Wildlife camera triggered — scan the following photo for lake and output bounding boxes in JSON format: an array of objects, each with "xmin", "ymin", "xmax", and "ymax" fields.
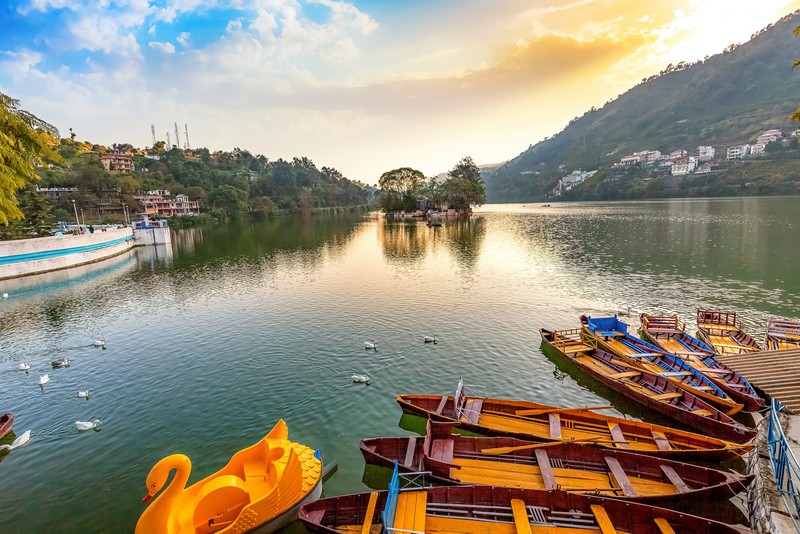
[{"xmin": 1, "ymin": 197, "xmax": 798, "ymax": 532}]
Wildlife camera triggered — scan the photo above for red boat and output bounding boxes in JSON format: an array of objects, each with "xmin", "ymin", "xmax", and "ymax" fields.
[
  {"xmin": 360, "ymin": 420, "xmax": 752, "ymax": 507},
  {"xmin": 300, "ymin": 466, "xmax": 755, "ymax": 533},
  {"xmin": 0, "ymin": 413, "xmax": 13, "ymax": 440}
]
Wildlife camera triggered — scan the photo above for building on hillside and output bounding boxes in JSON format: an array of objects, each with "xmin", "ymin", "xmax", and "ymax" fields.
[
  {"xmin": 668, "ymin": 149, "xmax": 687, "ymax": 159},
  {"xmin": 695, "ymin": 162, "xmax": 715, "ymax": 174},
  {"xmin": 36, "ymin": 186, "xmax": 78, "ymax": 200},
  {"xmin": 619, "ymin": 150, "xmax": 661, "ymax": 166},
  {"xmin": 670, "ymin": 156, "xmax": 698, "ymax": 176},
  {"xmin": 726, "ymin": 145, "xmax": 750, "ymax": 160},
  {"xmin": 697, "ymin": 146, "xmax": 716, "ymax": 161},
  {"xmin": 99, "ymin": 151, "xmax": 135, "ymax": 173},
  {"xmin": 553, "ymin": 170, "xmax": 597, "ymax": 196},
  {"xmin": 757, "ymin": 129, "xmax": 782, "ymax": 145},
  {"xmin": 133, "ymin": 192, "xmax": 200, "ymax": 216},
  {"xmin": 750, "ymin": 143, "xmax": 766, "ymax": 157}
]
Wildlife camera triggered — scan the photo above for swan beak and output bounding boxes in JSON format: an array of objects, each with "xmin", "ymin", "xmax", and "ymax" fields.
[{"xmin": 142, "ymin": 494, "xmax": 153, "ymax": 503}]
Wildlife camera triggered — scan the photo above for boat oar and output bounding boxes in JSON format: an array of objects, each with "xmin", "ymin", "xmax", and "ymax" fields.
[
  {"xmin": 514, "ymin": 405, "xmax": 614, "ymax": 417},
  {"xmin": 480, "ymin": 437, "xmax": 623, "ymax": 455}
]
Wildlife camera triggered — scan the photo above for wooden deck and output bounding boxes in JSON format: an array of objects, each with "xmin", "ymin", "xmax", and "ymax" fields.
[{"xmin": 716, "ymin": 348, "xmax": 800, "ymax": 412}]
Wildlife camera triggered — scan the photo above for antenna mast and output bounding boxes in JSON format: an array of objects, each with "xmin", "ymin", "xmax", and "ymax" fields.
[
  {"xmin": 174, "ymin": 122, "xmax": 181, "ymax": 149},
  {"xmin": 184, "ymin": 124, "xmax": 190, "ymax": 150},
  {"xmin": 166, "ymin": 131, "xmax": 171, "ymax": 150},
  {"xmin": 150, "ymin": 124, "xmax": 157, "ymax": 146}
]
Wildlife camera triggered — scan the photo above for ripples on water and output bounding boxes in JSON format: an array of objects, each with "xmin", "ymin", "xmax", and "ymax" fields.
[{"xmin": 1, "ymin": 198, "xmax": 798, "ymax": 531}]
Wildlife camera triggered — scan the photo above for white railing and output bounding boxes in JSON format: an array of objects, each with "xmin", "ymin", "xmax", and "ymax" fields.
[{"xmin": 767, "ymin": 398, "xmax": 800, "ymax": 532}]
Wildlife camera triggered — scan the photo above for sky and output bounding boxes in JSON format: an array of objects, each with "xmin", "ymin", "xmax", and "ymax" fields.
[{"xmin": 2, "ymin": 1, "xmax": 800, "ymax": 185}]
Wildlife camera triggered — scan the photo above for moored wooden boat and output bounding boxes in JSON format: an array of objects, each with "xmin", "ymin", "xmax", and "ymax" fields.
[
  {"xmin": 300, "ymin": 462, "xmax": 755, "ymax": 534},
  {"xmin": 641, "ymin": 314, "xmax": 764, "ymax": 412},
  {"xmin": 0, "ymin": 413, "xmax": 14, "ymax": 440},
  {"xmin": 696, "ymin": 309, "xmax": 762, "ymax": 355},
  {"xmin": 581, "ymin": 315, "xmax": 744, "ymax": 415},
  {"xmin": 135, "ymin": 419, "xmax": 323, "ymax": 534},
  {"xmin": 764, "ymin": 318, "xmax": 800, "ymax": 351},
  {"xmin": 360, "ymin": 420, "xmax": 752, "ymax": 507},
  {"xmin": 397, "ymin": 379, "xmax": 753, "ymax": 461},
  {"xmin": 542, "ymin": 328, "xmax": 754, "ymax": 443}
]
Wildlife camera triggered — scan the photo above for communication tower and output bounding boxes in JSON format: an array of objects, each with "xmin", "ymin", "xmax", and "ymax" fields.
[
  {"xmin": 150, "ymin": 124, "xmax": 156, "ymax": 146},
  {"xmin": 166, "ymin": 132, "xmax": 171, "ymax": 150},
  {"xmin": 174, "ymin": 122, "xmax": 181, "ymax": 149},
  {"xmin": 184, "ymin": 124, "xmax": 190, "ymax": 150}
]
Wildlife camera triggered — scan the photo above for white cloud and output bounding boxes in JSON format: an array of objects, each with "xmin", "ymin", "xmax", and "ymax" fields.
[
  {"xmin": 176, "ymin": 32, "xmax": 191, "ymax": 48},
  {"xmin": 148, "ymin": 41, "xmax": 176, "ymax": 54}
]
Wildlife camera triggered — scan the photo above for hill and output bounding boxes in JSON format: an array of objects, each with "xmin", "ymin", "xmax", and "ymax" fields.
[{"xmin": 486, "ymin": 10, "xmax": 800, "ymax": 202}]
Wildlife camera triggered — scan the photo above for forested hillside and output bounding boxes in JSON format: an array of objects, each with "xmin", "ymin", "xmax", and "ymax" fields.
[{"xmin": 486, "ymin": 10, "xmax": 800, "ymax": 202}]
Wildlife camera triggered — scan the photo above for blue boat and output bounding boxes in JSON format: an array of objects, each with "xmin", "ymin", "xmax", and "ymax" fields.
[{"xmin": 580, "ymin": 315, "xmax": 744, "ymax": 415}]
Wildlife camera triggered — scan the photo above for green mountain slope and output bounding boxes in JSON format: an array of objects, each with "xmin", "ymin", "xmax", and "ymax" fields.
[{"xmin": 486, "ymin": 10, "xmax": 800, "ymax": 202}]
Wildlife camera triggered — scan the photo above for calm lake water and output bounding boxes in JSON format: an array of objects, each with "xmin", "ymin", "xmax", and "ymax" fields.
[{"xmin": 1, "ymin": 197, "xmax": 799, "ymax": 532}]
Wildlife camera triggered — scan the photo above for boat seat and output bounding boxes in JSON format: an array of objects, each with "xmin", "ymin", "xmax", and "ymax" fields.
[
  {"xmin": 659, "ymin": 465, "xmax": 691, "ymax": 493},
  {"xmin": 549, "ymin": 413, "xmax": 561, "ymax": 439},
  {"xmin": 606, "ymin": 422, "xmax": 628, "ymax": 449},
  {"xmin": 590, "ymin": 504, "xmax": 618, "ymax": 534},
  {"xmin": 393, "ymin": 490, "xmax": 427, "ymax": 532},
  {"xmin": 510, "ymin": 499, "xmax": 533, "ymax": 534},
  {"xmin": 361, "ymin": 491, "xmax": 379, "ymax": 534},
  {"xmin": 604, "ymin": 457, "xmax": 637, "ymax": 497},
  {"xmin": 430, "ymin": 439, "xmax": 454, "ymax": 465},
  {"xmin": 434, "ymin": 396, "xmax": 448, "ymax": 415},
  {"xmin": 461, "ymin": 399, "xmax": 483, "ymax": 424},
  {"xmin": 562, "ymin": 344, "xmax": 593, "ymax": 354},
  {"xmin": 193, "ymin": 475, "xmax": 250, "ymax": 533},
  {"xmin": 609, "ymin": 370, "xmax": 641, "ymax": 379},
  {"xmin": 651, "ymin": 392, "xmax": 683, "ymax": 401},
  {"xmin": 404, "ymin": 436, "xmax": 417, "ymax": 467},
  {"xmin": 691, "ymin": 409, "xmax": 712, "ymax": 416},
  {"xmin": 651, "ymin": 430, "xmax": 672, "ymax": 451},
  {"xmin": 653, "ymin": 517, "xmax": 677, "ymax": 534},
  {"xmin": 534, "ymin": 449, "xmax": 557, "ymax": 490}
]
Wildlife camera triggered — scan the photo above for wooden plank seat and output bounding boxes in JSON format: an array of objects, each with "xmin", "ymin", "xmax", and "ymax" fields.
[
  {"xmin": 609, "ymin": 370, "xmax": 642, "ymax": 379},
  {"xmin": 651, "ymin": 430, "xmax": 672, "ymax": 451},
  {"xmin": 430, "ymin": 439, "xmax": 454, "ymax": 465},
  {"xmin": 562, "ymin": 344, "xmax": 593, "ymax": 354},
  {"xmin": 660, "ymin": 465, "xmax": 691, "ymax": 493},
  {"xmin": 361, "ymin": 492, "xmax": 379, "ymax": 534},
  {"xmin": 691, "ymin": 409, "xmax": 712, "ymax": 416},
  {"xmin": 534, "ymin": 449, "xmax": 558, "ymax": 490},
  {"xmin": 590, "ymin": 504, "xmax": 618, "ymax": 534},
  {"xmin": 404, "ymin": 436, "xmax": 417, "ymax": 467},
  {"xmin": 604, "ymin": 457, "xmax": 637, "ymax": 497},
  {"xmin": 393, "ymin": 490, "xmax": 427, "ymax": 533},
  {"xmin": 434, "ymin": 396, "xmax": 448, "ymax": 415},
  {"xmin": 653, "ymin": 517, "xmax": 677, "ymax": 534},
  {"xmin": 510, "ymin": 499, "xmax": 533, "ymax": 534},
  {"xmin": 461, "ymin": 398, "xmax": 483, "ymax": 424},
  {"xmin": 548, "ymin": 413, "xmax": 561, "ymax": 439},
  {"xmin": 651, "ymin": 392, "xmax": 684, "ymax": 401},
  {"xmin": 606, "ymin": 422, "xmax": 628, "ymax": 449}
]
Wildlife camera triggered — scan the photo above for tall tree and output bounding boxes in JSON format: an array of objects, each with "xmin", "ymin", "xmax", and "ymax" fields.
[
  {"xmin": 378, "ymin": 167, "xmax": 425, "ymax": 212},
  {"xmin": 0, "ymin": 92, "xmax": 60, "ymax": 225},
  {"xmin": 442, "ymin": 156, "xmax": 486, "ymax": 210}
]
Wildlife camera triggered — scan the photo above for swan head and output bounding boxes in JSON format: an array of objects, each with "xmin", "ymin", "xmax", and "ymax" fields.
[{"xmin": 142, "ymin": 454, "xmax": 191, "ymax": 503}]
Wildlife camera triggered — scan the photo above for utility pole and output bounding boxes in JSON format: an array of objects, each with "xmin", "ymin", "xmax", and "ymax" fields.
[
  {"xmin": 184, "ymin": 124, "xmax": 190, "ymax": 150},
  {"xmin": 174, "ymin": 122, "xmax": 180, "ymax": 149},
  {"xmin": 151, "ymin": 124, "xmax": 157, "ymax": 146}
]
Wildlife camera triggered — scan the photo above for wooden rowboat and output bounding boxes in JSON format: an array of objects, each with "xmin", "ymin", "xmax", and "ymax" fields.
[
  {"xmin": 299, "ymin": 462, "xmax": 755, "ymax": 533},
  {"xmin": 580, "ymin": 315, "xmax": 744, "ymax": 415},
  {"xmin": 135, "ymin": 419, "xmax": 323, "ymax": 534},
  {"xmin": 542, "ymin": 329, "xmax": 754, "ymax": 443},
  {"xmin": 640, "ymin": 314, "xmax": 763, "ymax": 412},
  {"xmin": 360, "ymin": 420, "xmax": 752, "ymax": 507},
  {"xmin": 0, "ymin": 413, "xmax": 13, "ymax": 441},
  {"xmin": 696, "ymin": 309, "xmax": 761, "ymax": 355},
  {"xmin": 764, "ymin": 318, "xmax": 800, "ymax": 351},
  {"xmin": 397, "ymin": 379, "xmax": 753, "ymax": 461}
]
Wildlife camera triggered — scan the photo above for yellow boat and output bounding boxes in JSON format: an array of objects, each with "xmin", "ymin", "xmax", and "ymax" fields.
[{"xmin": 136, "ymin": 419, "xmax": 322, "ymax": 534}]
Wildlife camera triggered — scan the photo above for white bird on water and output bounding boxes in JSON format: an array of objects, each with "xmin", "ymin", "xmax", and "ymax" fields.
[
  {"xmin": 2, "ymin": 293, "xmax": 8, "ymax": 299},
  {"xmin": 351, "ymin": 372, "xmax": 371, "ymax": 383},
  {"xmin": 75, "ymin": 419, "xmax": 101, "ymax": 431},
  {"xmin": 77, "ymin": 390, "xmax": 90, "ymax": 399},
  {"xmin": 38, "ymin": 374, "xmax": 49, "ymax": 386},
  {"xmin": 423, "ymin": 334, "xmax": 437, "ymax": 344},
  {"xmin": 364, "ymin": 339, "xmax": 377, "ymax": 351},
  {"xmin": 94, "ymin": 337, "xmax": 106, "ymax": 347},
  {"xmin": 19, "ymin": 362, "xmax": 30, "ymax": 371},
  {"xmin": 0, "ymin": 430, "xmax": 31, "ymax": 452}
]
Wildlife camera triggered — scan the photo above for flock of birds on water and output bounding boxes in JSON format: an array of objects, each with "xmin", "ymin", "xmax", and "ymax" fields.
[
  {"xmin": 351, "ymin": 334, "xmax": 437, "ymax": 384},
  {"xmin": 4, "ymin": 335, "xmax": 109, "ymax": 456}
]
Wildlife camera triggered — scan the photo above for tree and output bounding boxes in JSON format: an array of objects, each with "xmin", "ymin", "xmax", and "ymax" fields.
[
  {"xmin": 441, "ymin": 156, "xmax": 486, "ymax": 211},
  {"xmin": 792, "ymin": 26, "xmax": 800, "ymax": 122},
  {"xmin": 377, "ymin": 167, "xmax": 425, "ymax": 212},
  {"xmin": 209, "ymin": 184, "xmax": 248, "ymax": 217},
  {"xmin": 0, "ymin": 92, "xmax": 60, "ymax": 225}
]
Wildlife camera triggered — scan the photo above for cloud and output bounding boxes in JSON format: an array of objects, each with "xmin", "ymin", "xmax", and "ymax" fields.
[
  {"xmin": 176, "ymin": 32, "xmax": 191, "ymax": 48},
  {"xmin": 149, "ymin": 41, "xmax": 177, "ymax": 54}
]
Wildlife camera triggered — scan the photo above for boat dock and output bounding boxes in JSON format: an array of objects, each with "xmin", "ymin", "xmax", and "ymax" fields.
[{"xmin": 716, "ymin": 349, "xmax": 800, "ymax": 412}]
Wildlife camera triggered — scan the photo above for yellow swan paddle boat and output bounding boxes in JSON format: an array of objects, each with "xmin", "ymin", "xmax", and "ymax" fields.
[{"xmin": 136, "ymin": 419, "xmax": 322, "ymax": 534}]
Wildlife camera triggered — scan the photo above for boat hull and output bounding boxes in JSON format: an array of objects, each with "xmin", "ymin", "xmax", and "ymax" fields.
[{"xmin": 0, "ymin": 413, "xmax": 13, "ymax": 440}]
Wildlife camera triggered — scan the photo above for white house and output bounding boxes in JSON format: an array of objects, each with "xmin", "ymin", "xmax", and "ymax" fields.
[
  {"xmin": 697, "ymin": 146, "xmax": 715, "ymax": 161},
  {"xmin": 727, "ymin": 145, "xmax": 750, "ymax": 160},
  {"xmin": 757, "ymin": 129, "xmax": 782, "ymax": 145}
]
